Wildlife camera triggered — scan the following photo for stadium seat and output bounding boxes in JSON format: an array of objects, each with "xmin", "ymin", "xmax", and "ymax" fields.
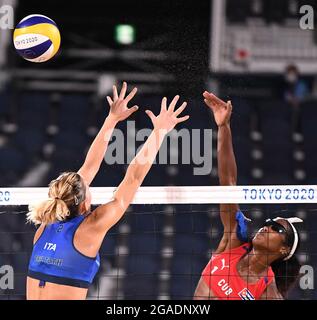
[
  {"xmin": 262, "ymin": 119, "xmax": 292, "ymax": 149},
  {"xmin": 90, "ymin": 164, "xmax": 124, "ymax": 187},
  {"xmin": 53, "ymin": 128, "xmax": 89, "ymax": 150},
  {"xmin": 49, "ymin": 148, "xmax": 85, "ymax": 173},
  {"xmin": 11, "ymin": 253, "xmax": 29, "ymax": 274},
  {"xmin": 170, "ymin": 255, "xmax": 207, "ymax": 299},
  {"xmin": 233, "ymin": 136, "xmax": 252, "ymax": 177},
  {"xmin": 258, "ymin": 100, "xmax": 291, "ymax": 121},
  {"xmin": 0, "ymin": 90, "xmax": 10, "ymax": 118},
  {"xmin": 173, "ymin": 234, "xmax": 210, "ymax": 255},
  {"xmin": 17, "ymin": 93, "xmax": 51, "ymax": 129},
  {"xmin": 174, "ymin": 211, "xmax": 211, "ymax": 233},
  {"xmin": 0, "ymin": 146, "xmax": 28, "ymax": 174},
  {"xmin": 171, "ymin": 254, "xmax": 206, "ymax": 277},
  {"xmin": 226, "ymin": 0, "xmax": 250, "ymax": 23},
  {"xmin": 0, "ymin": 234, "xmax": 14, "ymax": 252},
  {"xmin": 126, "ymin": 255, "xmax": 160, "ymax": 275},
  {"xmin": 128, "ymin": 234, "xmax": 162, "ymax": 254},
  {"xmin": 11, "ymin": 128, "xmax": 46, "ymax": 157},
  {"xmin": 301, "ymin": 101, "xmax": 317, "ymax": 150},
  {"xmin": 123, "ymin": 275, "xmax": 158, "ymax": 299},
  {"xmin": 169, "ymin": 274, "xmax": 198, "ymax": 300},
  {"xmin": 57, "ymin": 94, "xmax": 92, "ymax": 130},
  {"xmin": 100, "ymin": 233, "xmax": 118, "ymax": 262},
  {"xmin": 128, "ymin": 212, "xmax": 166, "ymax": 233}
]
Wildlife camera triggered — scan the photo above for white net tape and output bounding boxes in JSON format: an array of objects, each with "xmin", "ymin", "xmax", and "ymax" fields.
[{"xmin": 0, "ymin": 185, "xmax": 317, "ymax": 205}]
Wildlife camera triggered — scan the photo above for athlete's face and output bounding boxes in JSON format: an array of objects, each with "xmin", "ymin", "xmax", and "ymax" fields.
[{"xmin": 252, "ymin": 219, "xmax": 291, "ymax": 258}]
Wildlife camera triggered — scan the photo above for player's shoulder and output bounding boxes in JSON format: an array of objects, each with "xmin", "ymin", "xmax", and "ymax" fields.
[
  {"xmin": 33, "ymin": 224, "xmax": 46, "ymax": 244},
  {"xmin": 260, "ymin": 278, "xmax": 284, "ymax": 300}
]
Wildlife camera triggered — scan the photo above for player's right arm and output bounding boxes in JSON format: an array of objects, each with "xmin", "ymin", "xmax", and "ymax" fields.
[
  {"xmin": 91, "ymin": 95, "xmax": 189, "ymax": 234},
  {"xmin": 78, "ymin": 82, "xmax": 138, "ymax": 186},
  {"xmin": 203, "ymin": 92, "xmax": 248, "ymax": 253}
]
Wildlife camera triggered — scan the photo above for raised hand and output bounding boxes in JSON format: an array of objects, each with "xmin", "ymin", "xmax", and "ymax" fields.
[
  {"xmin": 107, "ymin": 82, "xmax": 139, "ymax": 122},
  {"xmin": 203, "ymin": 91, "xmax": 232, "ymax": 127},
  {"xmin": 145, "ymin": 95, "xmax": 189, "ymax": 133}
]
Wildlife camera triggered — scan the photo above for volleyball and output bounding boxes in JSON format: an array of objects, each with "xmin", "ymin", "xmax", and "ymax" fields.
[{"xmin": 13, "ymin": 14, "xmax": 61, "ymax": 63}]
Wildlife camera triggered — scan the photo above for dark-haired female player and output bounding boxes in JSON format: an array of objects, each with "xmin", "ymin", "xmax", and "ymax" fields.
[{"xmin": 194, "ymin": 91, "xmax": 302, "ymax": 300}]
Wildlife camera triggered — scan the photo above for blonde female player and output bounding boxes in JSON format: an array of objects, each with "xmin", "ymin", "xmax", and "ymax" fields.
[
  {"xmin": 194, "ymin": 91, "xmax": 302, "ymax": 300},
  {"xmin": 26, "ymin": 83, "xmax": 189, "ymax": 300}
]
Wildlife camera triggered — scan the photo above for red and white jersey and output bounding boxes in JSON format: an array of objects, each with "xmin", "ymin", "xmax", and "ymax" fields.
[{"xmin": 201, "ymin": 244, "xmax": 275, "ymax": 300}]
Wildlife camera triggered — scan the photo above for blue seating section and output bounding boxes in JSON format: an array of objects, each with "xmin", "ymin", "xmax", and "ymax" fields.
[
  {"xmin": 1, "ymin": 92, "xmax": 312, "ymax": 186},
  {"xmin": 301, "ymin": 101, "xmax": 317, "ymax": 181},
  {"xmin": 17, "ymin": 93, "xmax": 51, "ymax": 129},
  {"xmin": 0, "ymin": 90, "xmax": 11, "ymax": 119},
  {"xmin": 58, "ymin": 94, "xmax": 92, "ymax": 130}
]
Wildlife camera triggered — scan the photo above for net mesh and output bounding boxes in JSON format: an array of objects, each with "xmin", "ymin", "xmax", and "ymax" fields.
[{"xmin": 0, "ymin": 186, "xmax": 315, "ymax": 300}]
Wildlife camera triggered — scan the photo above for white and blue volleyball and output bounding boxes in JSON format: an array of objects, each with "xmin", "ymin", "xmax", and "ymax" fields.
[{"xmin": 13, "ymin": 14, "xmax": 61, "ymax": 63}]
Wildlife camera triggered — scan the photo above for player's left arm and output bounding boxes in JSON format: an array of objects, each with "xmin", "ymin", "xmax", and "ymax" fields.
[
  {"xmin": 260, "ymin": 280, "xmax": 284, "ymax": 300},
  {"xmin": 204, "ymin": 92, "xmax": 250, "ymax": 253},
  {"xmin": 78, "ymin": 82, "xmax": 138, "ymax": 185}
]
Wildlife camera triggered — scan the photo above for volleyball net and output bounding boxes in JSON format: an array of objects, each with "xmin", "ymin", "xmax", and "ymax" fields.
[{"xmin": 0, "ymin": 185, "xmax": 315, "ymax": 300}]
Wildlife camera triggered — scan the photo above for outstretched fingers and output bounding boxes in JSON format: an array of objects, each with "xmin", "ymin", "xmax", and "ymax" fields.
[
  {"xmin": 168, "ymin": 95, "xmax": 180, "ymax": 113},
  {"xmin": 145, "ymin": 110, "xmax": 156, "ymax": 124},
  {"xmin": 124, "ymin": 105, "xmax": 139, "ymax": 118},
  {"xmin": 176, "ymin": 115, "xmax": 190, "ymax": 123},
  {"xmin": 107, "ymin": 96, "xmax": 114, "ymax": 106},
  {"xmin": 174, "ymin": 102, "xmax": 187, "ymax": 117},
  {"xmin": 161, "ymin": 97, "xmax": 167, "ymax": 112},
  {"xmin": 119, "ymin": 82, "xmax": 127, "ymax": 100},
  {"xmin": 203, "ymin": 91, "xmax": 226, "ymax": 106},
  {"xmin": 174, "ymin": 101, "xmax": 189, "ymax": 123},
  {"xmin": 113, "ymin": 85, "xmax": 119, "ymax": 100},
  {"xmin": 204, "ymin": 98, "xmax": 214, "ymax": 109},
  {"xmin": 227, "ymin": 100, "xmax": 233, "ymax": 112},
  {"xmin": 124, "ymin": 87, "xmax": 138, "ymax": 103}
]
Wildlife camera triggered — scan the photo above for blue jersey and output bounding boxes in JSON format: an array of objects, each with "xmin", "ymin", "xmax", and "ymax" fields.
[{"xmin": 28, "ymin": 214, "xmax": 100, "ymax": 288}]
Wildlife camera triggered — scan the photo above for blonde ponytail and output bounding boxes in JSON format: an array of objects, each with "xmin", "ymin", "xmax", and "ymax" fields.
[
  {"xmin": 27, "ymin": 198, "xmax": 71, "ymax": 225},
  {"xmin": 27, "ymin": 172, "xmax": 86, "ymax": 225}
]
